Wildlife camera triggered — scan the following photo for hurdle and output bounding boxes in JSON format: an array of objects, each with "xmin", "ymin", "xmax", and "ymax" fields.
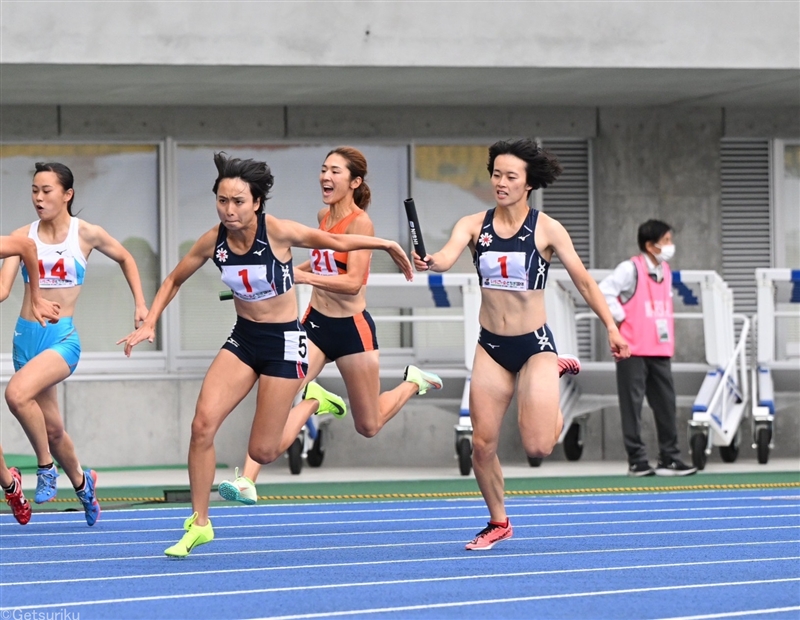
[
  {"xmin": 680, "ymin": 271, "xmax": 750, "ymax": 469},
  {"xmin": 752, "ymin": 268, "xmax": 800, "ymax": 464},
  {"xmin": 296, "ymin": 273, "xmax": 481, "ymax": 474},
  {"xmin": 546, "ymin": 269, "xmax": 750, "ymax": 470}
]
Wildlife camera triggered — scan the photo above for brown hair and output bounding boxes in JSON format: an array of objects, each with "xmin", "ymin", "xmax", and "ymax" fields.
[{"xmin": 326, "ymin": 146, "xmax": 371, "ymax": 210}]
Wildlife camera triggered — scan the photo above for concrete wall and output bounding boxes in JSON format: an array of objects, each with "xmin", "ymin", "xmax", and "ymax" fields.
[
  {"xmin": 3, "ymin": 2, "xmax": 797, "ymax": 69},
  {"xmin": 2, "ymin": 375, "xmax": 797, "ymax": 471},
  {"xmin": 1, "ymin": 103, "xmax": 798, "ymax": 468}
]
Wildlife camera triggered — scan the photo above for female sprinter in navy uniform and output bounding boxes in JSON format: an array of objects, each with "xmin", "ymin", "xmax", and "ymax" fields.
[
  {"xmin": 219, "ymin": 147, "xmax": 442, "ymax": 505},
  {"xmin": 413, "ymin": 139, "xmax": 629, "ymax": 550},
  {"xmin": 1, "ymin": 162, "xmax": 150, "ymax": 527},
  {"xmin": 118, "ymin": 153, "xmax": 413, "ymax": 557}
]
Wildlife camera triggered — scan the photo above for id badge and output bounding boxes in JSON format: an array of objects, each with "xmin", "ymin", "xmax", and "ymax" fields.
[{"xmin": 656, "ymin": 319, "xmax": 671, "ymax": 343}]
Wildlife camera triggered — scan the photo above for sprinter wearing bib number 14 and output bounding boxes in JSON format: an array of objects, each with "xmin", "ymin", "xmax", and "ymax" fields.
[
  {"xmin": 0, "ymin": 162, "xmax": 150, "ymax": 527},
  {"xmin": 413, "ymin": 139, "xmax": 629, "ymax": 551},
  {"xmin": 117, "ymin": 152, "xmax": 414, "ymax": 557}
]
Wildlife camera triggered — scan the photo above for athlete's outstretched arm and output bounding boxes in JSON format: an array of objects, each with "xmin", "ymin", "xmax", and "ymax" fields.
[
  {"xmin": 269, "ymin": 216, "xmax": 412, "ymax": 281},
  {"xmin": 541, "ymin": 214, "xmax": 629, "ymax": 360},
  {"xmin": 116, "ymin": 228, "xmax": 216, "ymax": 356},
  {"xmin": 82, "ymin": 222, "xmax": 149, "ymax": 327},
  {"xmin": 0, "ymin": 234, "xmax": 61, "ymax": 324},
  {"xmin": 412, "ymin": 213, "xmax": 481, "ymax": 273},
  {"xmin": 294, "ymin": 214, "xmax": 374, "ymax": 295}
]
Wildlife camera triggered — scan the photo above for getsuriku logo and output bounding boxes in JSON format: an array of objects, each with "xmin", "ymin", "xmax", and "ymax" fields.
[
  {"xmin": 215, "ymin": 248, "xmax": 228, "ymax": 263},
  {"xmin": 478, "ymin": 232, "xmax": 493, "ymax": 247}
]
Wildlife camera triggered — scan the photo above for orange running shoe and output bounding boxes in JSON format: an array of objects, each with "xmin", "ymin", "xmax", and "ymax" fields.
[{"xmin": 465, "ymin": 519, "xmax": 513, "ymax": 550}]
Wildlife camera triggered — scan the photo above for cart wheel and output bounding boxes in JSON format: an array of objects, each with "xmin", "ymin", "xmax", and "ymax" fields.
[
  {"xmin": 563, "ymin": 423, "xmax": 583, "ymax": 461},
  {"xmin": 690, "ymin": 433, "xmax": 708, "ymax": 470},
  {"xmin": 756, "ymin": 426, "xmax": 771, "ymax": 464},
  {"xmin": 288, "ymin": 437, "xmax": 303, "ymax": 475},
  {"xmin": 527, "ymin": 457, "xmax": 543, "ymax": 467},
  {"xmin": 457, "ymin": 437, "xmax": 472, "ymax": 476},
  {"xmin": 719, "ymin": 428, "xmax": 740, "ymax": 463},
  {"xmin": 307, "ymin": 427, "xmax": 325, "ymax": 468}
]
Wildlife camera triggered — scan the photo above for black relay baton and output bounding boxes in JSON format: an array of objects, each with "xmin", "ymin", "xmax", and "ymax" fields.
[{"xmin": 403, "ymin": 198, "xmax": 428, "ymax": 261}]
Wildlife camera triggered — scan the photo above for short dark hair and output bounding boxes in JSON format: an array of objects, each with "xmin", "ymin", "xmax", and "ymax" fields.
[
  {"xmin": 487, "ymin": 139, "xmax": 563, "ymax": 196},
  {"xmin": 637, "ymin": 219, "xmax": 672, "ymax": 251},
  {"xmin": 212, "ymin": 152, "xmax": 274, "ymax": 214},
  {"xmin": 34, "ymin": 162, "xmax": 75, "ymax": 215}
]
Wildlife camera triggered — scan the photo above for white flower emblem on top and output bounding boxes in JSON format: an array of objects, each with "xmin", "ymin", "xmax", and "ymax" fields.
[
  {"xmin": 478, "ymin": 232, "xmax": 493, "ymax": 247},
  {"xmin": 216, "ymin": 247, "xmax": 229, "ymax": 263}
]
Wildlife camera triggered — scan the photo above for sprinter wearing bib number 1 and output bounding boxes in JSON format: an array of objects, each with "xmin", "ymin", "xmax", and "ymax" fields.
[
  {"xmin": 0, "ymin": 162, "xmax": 150, "ymax": 527},
  {"xmin": 219, "ymin": 147, "xmax": 443, "ymax": 506},
  {"xmin": 117, "ymin": 153, "xmax": 413, "ymax": 557},
  {"xmin": 413, "ymin": 139, "xmax": 629, "ymax": 551}
]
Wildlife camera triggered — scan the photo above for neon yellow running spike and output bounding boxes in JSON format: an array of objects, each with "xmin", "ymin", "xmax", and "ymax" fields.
[
  {"xmin": 164, "ymin": 512, "xmax": 214, "ymax": 558},
  {"xmin": 303, "ymin": 381, "xmax": 347, "ymax": 419},
  {"xmin": 403, "ymin": 365, "xmax": 443, "ymax": 395}
]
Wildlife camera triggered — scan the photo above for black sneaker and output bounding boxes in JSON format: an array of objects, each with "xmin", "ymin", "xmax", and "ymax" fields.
[
  {"xmin": 655, "ymin": 459, "xmax": 698, "ymax": 477},
  {"xmin": 628, "ymin": 461, "xmax": 655, "ymax": 477}
]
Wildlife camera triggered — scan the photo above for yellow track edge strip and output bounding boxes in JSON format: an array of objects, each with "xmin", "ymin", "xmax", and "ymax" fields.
[{"xmin": 35, "ymin": 481, "xmax": 800, "ymax": 504}]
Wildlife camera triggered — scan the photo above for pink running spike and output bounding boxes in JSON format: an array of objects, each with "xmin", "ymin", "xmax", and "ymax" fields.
[
  {"xmin": 465, "ymin": 520, "xmax": 513, "ymax": 550},
  {"xmin": 558, "ymin": 354, "xmax": 581, "ymax": 378}
]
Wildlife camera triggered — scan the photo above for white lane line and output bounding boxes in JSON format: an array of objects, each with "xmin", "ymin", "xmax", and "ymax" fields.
[
  {"xmin": 5, "ymin": 524, "xmax": 798, "ymax": 554},
  {"xmin": 656, "ymin": 606, "xmax": 800, "ymax": 620},
  {"xmin": 246, "ymin": 581, "xmax": 800, "ymax": 620},
  {"xmin": 5, "ymin": 500, "xmax": 797, "ymax": 527},
  {"xmin": 2, "ymin": 576, "xmax": 798, "ymax": 614},
  {"xmin": 2, "ymin": 538, "xmax": 797, "ymax": 570},
  {"xmin": 2, "ymin": 512, "xmax": 797, "ymax": 542},
  {"xmin": 2, "ymin": 543, "xmax": 798, "ymax": 587}
]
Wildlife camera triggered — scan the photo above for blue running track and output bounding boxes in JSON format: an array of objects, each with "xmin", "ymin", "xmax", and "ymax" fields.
[{"xmin": 1, "ymin": 489, "xmax": 799, "ymax": 619}]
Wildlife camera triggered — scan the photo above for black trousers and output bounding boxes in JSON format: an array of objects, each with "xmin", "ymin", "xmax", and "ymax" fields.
[{"xmin": 615, "ymin": 355, "xmax": 680, "ymax": 465}]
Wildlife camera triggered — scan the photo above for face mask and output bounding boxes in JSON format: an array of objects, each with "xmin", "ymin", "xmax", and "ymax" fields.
[{"xmin": 655, "ymin": 243, "xmax": 675, "ymax": 263}]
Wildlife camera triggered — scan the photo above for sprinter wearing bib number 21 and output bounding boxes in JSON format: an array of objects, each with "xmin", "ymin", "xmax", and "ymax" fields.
[
  {"xmin": 413, "ymin": 139, "xmax": 629, "ymax": 551},
  {"xmin": 117, "ymin": 153, "xmax": 413, "ymax": 558}
]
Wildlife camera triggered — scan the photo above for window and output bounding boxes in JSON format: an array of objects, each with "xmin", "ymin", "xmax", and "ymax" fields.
[{"xmin": 0, "ymin": 144, "xmax": 160, "ymax": 365}]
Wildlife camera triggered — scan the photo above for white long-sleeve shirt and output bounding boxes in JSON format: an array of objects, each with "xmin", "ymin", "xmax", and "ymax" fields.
[{"xmin": 598, "ymin": 254, "xmax": 666, "ymax": 324}]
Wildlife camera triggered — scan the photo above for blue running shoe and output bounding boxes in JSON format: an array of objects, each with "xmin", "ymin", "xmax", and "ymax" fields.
[
  {"xmin": 35, "ymin": 465, "xmax": 59, "ymax": 504},
  {"xmin": 75, "ymin": 469, "xmax": 101, "ymax": 526}
]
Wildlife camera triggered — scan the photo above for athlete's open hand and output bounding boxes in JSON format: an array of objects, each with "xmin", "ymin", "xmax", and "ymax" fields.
[
  {"xmin": 386, "ymin": 241, "xmax": 413, "ymax": 281},
  {"xmin": 116, "ymin": 323, "xmax": 155, "ymax": 357}
]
